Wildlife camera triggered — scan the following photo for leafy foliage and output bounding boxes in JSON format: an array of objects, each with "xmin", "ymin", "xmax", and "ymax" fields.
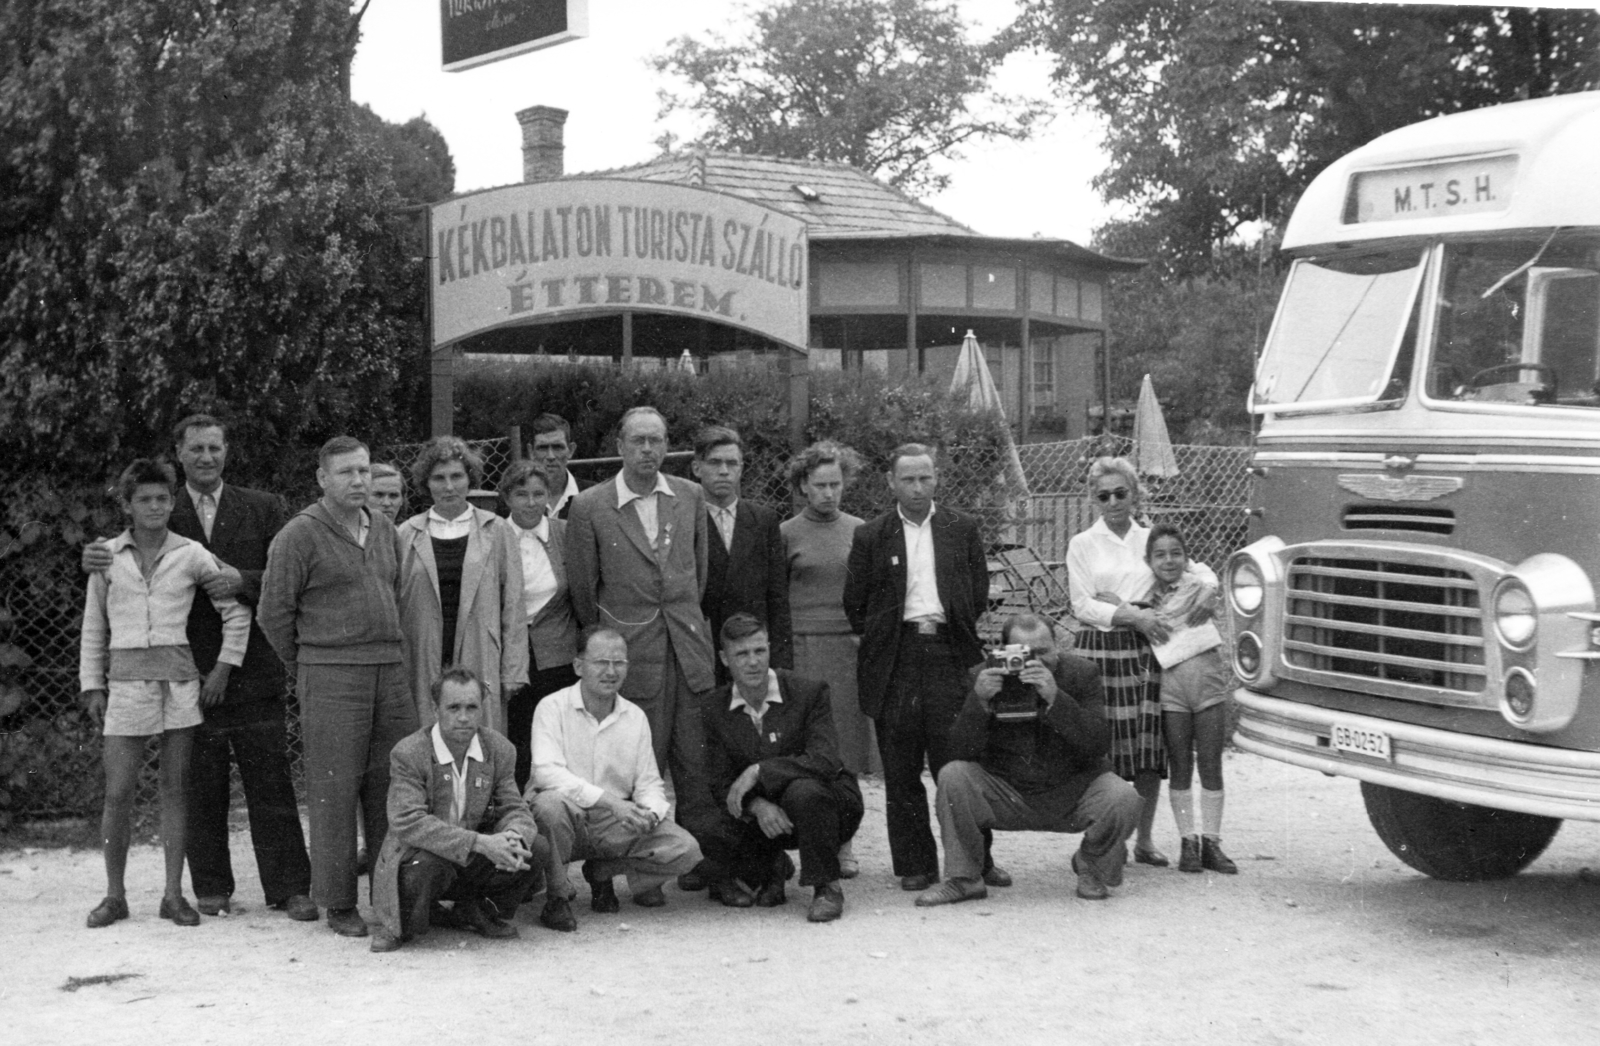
[
  {"xmin": 0, "ymin": 0, "xmax": 434, "ymax": 483},
  {"xmin": 652, "ymin": 0, "xmax": 1047, "ymax": 197},
  {"xmin": 1022, "ymin": 1, "xmax": 1600, "ymax": 276}
]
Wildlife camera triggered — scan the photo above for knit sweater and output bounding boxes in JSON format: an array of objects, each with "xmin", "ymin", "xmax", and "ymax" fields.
[
  {"xmin": 257, "ymin": 501, "xmax": 404, "ymax": 668},
  {"xmin": 780, "ymin": 508, "xmax": 863, "ymax": 635}
]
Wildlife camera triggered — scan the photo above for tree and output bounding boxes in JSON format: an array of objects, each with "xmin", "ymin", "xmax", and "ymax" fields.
[
  {"xmin": 1022, "ymin": 1, "xmax": 1600, "ymax": 276},
  {"xmin": 652, "ymin": 0, "xmax": 1047, "ymax": 197},
  {"xmin": 356, "ymin": 107, "xmax": 457, "ymax": 205},
  {"xmin": 0, "ymin": 0, "xmax": 431, "ymax": 480}
]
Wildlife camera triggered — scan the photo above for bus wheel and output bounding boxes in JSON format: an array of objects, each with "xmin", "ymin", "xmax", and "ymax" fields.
[{"xmin": 1360, "ymin": 782, "xmax": 1561, "ymax": 881}]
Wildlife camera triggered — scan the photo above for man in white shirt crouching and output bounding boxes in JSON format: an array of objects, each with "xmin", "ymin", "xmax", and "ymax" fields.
[{"xmin": 528, "ymin": 626, "xmax": 703, "ymax": 932}]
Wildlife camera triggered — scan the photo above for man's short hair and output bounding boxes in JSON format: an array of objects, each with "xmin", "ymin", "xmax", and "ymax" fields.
[
  {"xmin": 618, "ymin": 405, "xmax": 667, "ymax": 439},
  {"xmin": 530, "ymin": 413, "xmax": 573, "ymax": 444},
  {"xmin": 577, "ymin": 625, "xmax": 625, "ymax": 657},
  {"xmin": 887, "ymin": 442, "xmax": 937, "ymax": 474},
  {"xmin": 499, "ymin": 459, "xmax": 551, "ymax": 497},
  {"xmin": 117, "ymin": 458, "xmax": 177, "ymax": 502},
  {"xmin": 431, "ymin": 665, "xmax": 486, "ymax": 704},
  {"xmin": 410, "ymin": 435, "xmax": 484, "ymax": 490},
  {"xmin": 370, "ymin": 462, "xmax": 402, "ymax": 481},
  {"xmin": 694, "ymin": 425, "xmax": 741, "ymax": 460},
  {"xmin": 1000, "ymin": 613, "xmax": 1057, "ymax": 645},
  {"xmin": 318, "ymin": 435, "xmax": 368, "ymax": 470},
  {"xmin": 171, "ymin": 413, "xmax": 226, "ymax": 448},
  {"xmin": 719, "ymin": 612, "xmax": 767, "ymax": 649}
]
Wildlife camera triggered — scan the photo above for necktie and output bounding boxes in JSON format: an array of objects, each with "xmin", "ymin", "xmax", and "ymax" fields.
[{"xmin": 199, "ymin": 493, "xmax": 216, "ymax": 541}]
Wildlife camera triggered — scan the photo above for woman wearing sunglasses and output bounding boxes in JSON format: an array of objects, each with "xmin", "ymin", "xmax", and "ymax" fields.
[{"xmin": 1065, "ymin": 456, "xmax": 1182, "ymax": 868}]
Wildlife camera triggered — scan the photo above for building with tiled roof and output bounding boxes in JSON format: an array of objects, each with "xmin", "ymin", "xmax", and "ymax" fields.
[{"xmin": 432, "ymin": 105, "xmax": 1141, "ymax": 443}]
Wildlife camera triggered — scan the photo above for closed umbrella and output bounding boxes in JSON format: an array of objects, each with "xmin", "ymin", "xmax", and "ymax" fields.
[
  {"xmin": 950, "ymin": 330, "xmax": 1030, "ymax": 496},
  {"xmin": 676, "ymin": 348, "xmax": 696, "ymax": 373},
  {"xmin": 1132, "ymin": 373, "xmax": 1181, "ymax": 478}
]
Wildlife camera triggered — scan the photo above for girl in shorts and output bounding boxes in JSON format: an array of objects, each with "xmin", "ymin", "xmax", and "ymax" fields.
[
  {"xmin": 80, "ymin": 459, "xmax": 250, "ymax": 928},
  {"xmin": 1144, "ymin": 523, "xmax": 1238, "ymax": 875}
]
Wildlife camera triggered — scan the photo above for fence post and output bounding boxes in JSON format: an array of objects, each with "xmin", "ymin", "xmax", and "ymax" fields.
[
  {"xmin": 507, "ymin": 424, "xmax": 523, "ymax": 461},
  {"xmin": 786, "ymin": 353, "xmax": 810, "ymax": 451}
]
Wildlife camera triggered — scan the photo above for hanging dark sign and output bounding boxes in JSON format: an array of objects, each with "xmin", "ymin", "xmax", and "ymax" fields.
[{"xmin": 441, "ymin": 0, "xmax": 588, "ymax": 73}]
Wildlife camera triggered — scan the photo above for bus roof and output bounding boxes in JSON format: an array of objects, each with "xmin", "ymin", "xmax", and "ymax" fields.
[{"xmin": 1284, "ymin": 91, "xmax": 1600, "ymax": 252}]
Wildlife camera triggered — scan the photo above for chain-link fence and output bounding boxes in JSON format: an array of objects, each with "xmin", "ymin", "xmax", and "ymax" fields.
[{"xmin": 0, "ymin": 432, "xmax": 1253, "ymax": 825}]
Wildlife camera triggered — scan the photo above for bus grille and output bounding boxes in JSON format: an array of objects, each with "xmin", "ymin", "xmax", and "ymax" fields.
[{"xmin": 1284, "ymin": 556, "xmax": 1486, "ymax": 695}]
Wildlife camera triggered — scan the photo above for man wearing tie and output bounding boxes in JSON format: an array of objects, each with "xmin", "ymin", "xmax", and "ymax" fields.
[
  {"xmin": 82, "ymin": 413, "xmax": 314, "ymax": 921},
  {"xmin": 694, "ymin": 426, "xmax": 792, "ymax": 687}
]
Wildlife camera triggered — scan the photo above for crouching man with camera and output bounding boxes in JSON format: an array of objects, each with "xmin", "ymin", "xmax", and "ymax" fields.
[{"xmin": 915, "ymin": 613, "xmax": 1143, "ymax": 906}]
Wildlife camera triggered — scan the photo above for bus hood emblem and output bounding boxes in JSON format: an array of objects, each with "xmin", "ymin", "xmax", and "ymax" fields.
[{"xmin": 1337, "ymin": 474, "xmax": 1462, "ymax": 501}]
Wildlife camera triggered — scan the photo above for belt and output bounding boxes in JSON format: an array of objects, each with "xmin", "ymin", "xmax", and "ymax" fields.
[{"xmin": 902, "ymin": 620, "xmax": 948, "ymax": 637}]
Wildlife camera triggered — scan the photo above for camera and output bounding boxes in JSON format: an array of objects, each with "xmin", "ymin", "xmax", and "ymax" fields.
[
  {"xmin": 986, "ymin": 644, "xmax": 1042, "ymax": 722},
  {"xmin": 986, "ymin": 644, "xmax": 1030, "ymax": 674}
]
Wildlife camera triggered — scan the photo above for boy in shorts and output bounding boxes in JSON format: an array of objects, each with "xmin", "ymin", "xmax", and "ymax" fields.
[{"xmin": 80, "ymin": 459, "xmax": 251, "ymax": 927}]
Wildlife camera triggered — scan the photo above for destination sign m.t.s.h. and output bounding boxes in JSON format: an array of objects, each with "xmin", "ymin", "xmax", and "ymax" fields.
[
  {"xmin": 441, "ymin": 0, "xmax": 588, "ymax": 72},
  {"xmin": 1345, "ymin": 154, "xmax": 1519, "ymax": 224}
]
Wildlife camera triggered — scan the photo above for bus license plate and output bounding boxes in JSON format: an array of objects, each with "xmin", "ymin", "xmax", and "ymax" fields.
[{"xmin": 1331, "ymin": 723, "xmax": 1392, "ymax": 761}]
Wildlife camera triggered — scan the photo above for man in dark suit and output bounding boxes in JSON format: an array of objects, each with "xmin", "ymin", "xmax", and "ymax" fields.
[
  {"xmin": 369, "ymin": 666, "xmax": 543, "ymax": 952},
  {"xmin": 915, "ymin": 614, "xmax": 1141, "ymax": 906},
  {"xmin": 566, "ymin": 406, "xmax": 718, "ymax": 843},
  {"xmin": 82, "ymin": 413, "xmax": 314, "ymax": 920},
  {"xmin": 693, "ymin": 425, "xmax": 792, "ymax": 686},
  {"xmin": 697, "ymin": 614, "xmax": 861, "ymax": 922},
  {"xmin": 844, "ymin": 442, "xmax": 1006, "ymax": 892},
  {"xmin": 530, "ymin": 412, "xmax": 587, "ymax": 520}
]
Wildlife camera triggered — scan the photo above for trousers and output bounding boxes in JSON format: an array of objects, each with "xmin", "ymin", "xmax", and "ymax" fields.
[
  {"xmin": 397, "ymin": 850, "xmax": 538, "ymax": 938},
  {"xmin": 186, "ymin": 702, "xmax": 311, "ymax": 905},
  {"xmin": 531, "ymin": 791, "xmax": 702, "ymax": 897},
  {"xmin": 697, "ymin": 776, "xmax": 864, "ymax": 888},
  {"xmin": 299, "ymin": 662, "xmax": 417, "ymax": 910}
]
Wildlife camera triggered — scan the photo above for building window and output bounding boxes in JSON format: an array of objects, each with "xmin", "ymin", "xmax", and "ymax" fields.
[{"xmin": 1032, "ymin": 351, "xmax": 1055, "ymax": 411}]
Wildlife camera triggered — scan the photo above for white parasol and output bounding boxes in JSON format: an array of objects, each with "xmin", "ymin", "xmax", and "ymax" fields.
[
  {"xmin": 950, "ymin": 330, "xmax": 1030, "ymax": 496},
  {"xmin": 1132, "ymin": 373, "xmax": 1181, "ymax": 478}
]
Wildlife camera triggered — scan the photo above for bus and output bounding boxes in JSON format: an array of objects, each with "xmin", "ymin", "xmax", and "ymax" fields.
[{"xmin": 1228, "ymin": 91, "xmax": 1600, "ymax": 880}]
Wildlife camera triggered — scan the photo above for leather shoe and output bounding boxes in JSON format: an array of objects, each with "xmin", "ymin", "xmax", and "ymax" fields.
[
  {"xmin": 1133, "ymin": 845, "xmax": 1170, "ymax": 868},
  {"xmin": 1071, "ymin": 853, "xmax": 1108, "ymax": 900},
  {"xmin": 589, "ymin": 880, "xmax": 620, "ymax": 913},
  {"xmin": 369, "ymin": 930, "xmax": 402, "ymax": 953},
  {"xmin": 1201, "ymin": 836, "xmax": 1239, "ymax": 875},
  {"xmin": 539, "ymin": 895, "xmax": 578, "ymax": 932},
  {"xmin": 900, "ymin": 874, "xmax": 935, "ymax": 892},
  {"xmin": 754, "ymin": 879, "xmax": 787, "ymax": 908},
  {"xmin": 196, "ymin": 895, "xmax": 229, "ymax": 917},
  {"xmin": 1179, "ymin": 836, "xmax": 1203, "ymax": 873},
  {"xmin": 159, "ymin": 895, "xmax": 201, "ymax": 926},
  {"xmin": 710, "ymin": 879, "xmax": 755, "ymax": 908},
  {"xmin": 460, "ymin": 901, "xmax": 519, "ymax": 939},
  {"xmin": 632, "ymin": 884, "xmax": 667, "ymax": 908},
  {"xmin": 807, "ymin": 883, "xmax": 844, "ymax": 923},
  {"xmin": 982, "ymin": 864, "xmax": 1013, "ymax": 888},
  {"xmin": 429, "ymin": 902, "xmax": 464, "ymax": 929},
  {"xmin": 914, "ymin": 877, "xmax": 987, "ymax": 907},
  {"xmin": 282, "ymin": 895, "xmax": 319, "ymax": 922},
  {"xmin": 327, "ymin": 907, "xmax": 369, "ymax": 937},
  {"xmin": 86, "ymin": 895, "xmax": 129, "ymax": 929}
]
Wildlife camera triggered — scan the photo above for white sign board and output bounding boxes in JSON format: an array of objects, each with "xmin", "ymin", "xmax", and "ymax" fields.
[
  {"xmin": 430, "ymin": 180, "xmax": 809, "ymax": 349},
  {"xmin": 1346, "ymin": 154, "xmax": 1519, "ymax": 224}
]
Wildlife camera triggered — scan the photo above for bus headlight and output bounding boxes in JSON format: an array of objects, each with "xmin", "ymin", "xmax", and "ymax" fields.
[
  {"xmin": 1235, "ymin": 632, "xmax": 1263, "ymax": 679},
  {"xmin": 1502, "ymin": 668, "xmax": 1536, "ymax": 722},
  {"xmin": 1493, "ymin": 579, "xmax": 1537, "ymax": 650},
  {"xmin": 1229, "ymin": 558, "xmax": 1265, "ymax": 617}
]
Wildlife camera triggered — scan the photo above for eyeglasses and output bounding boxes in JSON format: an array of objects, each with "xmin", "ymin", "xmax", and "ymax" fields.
[
  {"xmin": 1095, "ymin": 488, "xmax": 1131, "ymax": 503},
  {"xmin": 584, "ymin": 658, "xmax": 629, "ymax": 671}
]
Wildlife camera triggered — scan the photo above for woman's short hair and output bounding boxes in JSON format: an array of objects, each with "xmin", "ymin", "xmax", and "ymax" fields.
[
  {"xmin": 499, "ymin": 459, "xmax": 551, "ymax": 497},
  {"xmin": 787, "ymin": 440, "xmax": 862, "ymax": 493},
  {"xmin": 410, "ymin": 436, "xmax": 484, "ymax": 490},
  {"xmin": 117, "ymin": 458, "xmax": 177, "ymax": 502},
  {"xmin": 1086, "ymin": 456, "xmax": 1141, "ymax": 498},
  {"xmin": 371, "ymin": 461, "xmax": 402, "ymax": 482}
]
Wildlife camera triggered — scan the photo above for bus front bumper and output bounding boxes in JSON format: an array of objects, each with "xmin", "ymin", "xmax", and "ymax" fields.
[{"xmin": 1234, "ymin": 689, "xmax": 1600, "ymax": 821}]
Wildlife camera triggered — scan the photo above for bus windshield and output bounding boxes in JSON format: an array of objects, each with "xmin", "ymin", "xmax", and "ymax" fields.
[
  {"xmin": 1427, "ymin": 234, "xmax": 1600, "ymax": 408},
  {"xmin": 1253, "ymin": 249, "xmax": 1424, "ymax": 412}
]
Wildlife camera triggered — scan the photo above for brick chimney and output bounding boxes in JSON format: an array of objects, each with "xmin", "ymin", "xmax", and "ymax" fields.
[{"xmin": 517, "ymin": 105, "xmax": 568, "ymax": 182}]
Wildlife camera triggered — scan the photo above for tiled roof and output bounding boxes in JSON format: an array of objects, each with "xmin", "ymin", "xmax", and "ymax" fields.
[{"xmin": 588, "ymin": 151, "xmax": 977, "ymax": 238}]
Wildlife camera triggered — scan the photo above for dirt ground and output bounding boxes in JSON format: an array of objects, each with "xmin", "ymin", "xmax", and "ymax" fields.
[{"xmin": 4, "ymin": 751, "xmax": 1599, "ymax": 1046}]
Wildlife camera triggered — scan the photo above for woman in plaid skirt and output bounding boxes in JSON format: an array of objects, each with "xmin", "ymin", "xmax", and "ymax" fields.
[{"xmin": 1066, "ymin": 457, "xmax": 1182, "ymax": 866}]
